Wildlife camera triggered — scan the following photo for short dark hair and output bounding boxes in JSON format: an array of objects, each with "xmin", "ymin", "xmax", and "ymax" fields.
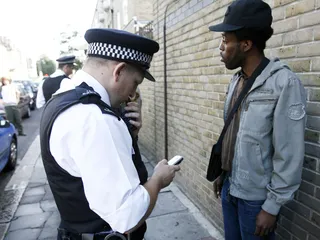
[
  {"xmin": 1, "ymin": 77, "xmax": 10, "ymax": 85},
  {"xmin": 58, "ymin": 63, "xmax": 74, "ymax": 69},
  {"xmin": 234, "ymin": 27, "xmax": 274, "ymax": 52}
]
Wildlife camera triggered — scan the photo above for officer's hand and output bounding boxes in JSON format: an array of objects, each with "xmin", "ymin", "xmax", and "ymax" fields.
[
  {"xmin": 153, "ymin": 159, "xmax": 180, "ymax": 189},
  {"xmin": 213, "ymin": 174, "xmax": 223, "ymax": 199},
  {"xmin": 124, "ymin": 102, "xmax": 141, "ymax": 137}
]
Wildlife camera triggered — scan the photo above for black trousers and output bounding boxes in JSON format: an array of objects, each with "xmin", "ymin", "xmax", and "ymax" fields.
[{"xmin": 57, "ymin": 222, "xmax": 146, "ymax": 240}]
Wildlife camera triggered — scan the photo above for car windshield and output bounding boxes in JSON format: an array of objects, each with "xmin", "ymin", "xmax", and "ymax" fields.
[
  {"xmin": 12, "ymin": 83, "xmax": 24, "ymax": 93},
  {"xmin": 14, "ymin": 80, "xmax": 37, "ymax": 92}
]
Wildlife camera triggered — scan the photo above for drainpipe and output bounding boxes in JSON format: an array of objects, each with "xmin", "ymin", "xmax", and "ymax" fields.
[{"xmin": 163, "ymin": 0, "xmax": 178, "ymax": 159}]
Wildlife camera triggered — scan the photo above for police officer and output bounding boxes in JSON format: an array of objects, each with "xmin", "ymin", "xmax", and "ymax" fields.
[
  {"xmin": 36, "ymin": 55, "xmax": 75, "ymax": 108},
  {"xmin": 40, "ymin": 29, "xmax": 180, "ymax": 240}
]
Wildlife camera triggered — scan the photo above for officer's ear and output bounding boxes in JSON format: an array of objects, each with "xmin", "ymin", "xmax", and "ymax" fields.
[{"xmin": 113, "ymin": 62, "xmax": 126, "ymax": 82}]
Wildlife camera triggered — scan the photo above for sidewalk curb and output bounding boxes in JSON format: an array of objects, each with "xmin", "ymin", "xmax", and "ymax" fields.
[
  {"xmin": 0, "ymin": 225, "xmax": 8, "ymax": 240},
  {"xmin": 0, "ymin": 136, "xmax": 41, "ymax": 240},
  {"xmin": 142, "ymin": 156, "xmax": 224, "ymax": 240},
  {"xmin": 4, "ymin": 136, "xmax": 41, "ymax": 191}
]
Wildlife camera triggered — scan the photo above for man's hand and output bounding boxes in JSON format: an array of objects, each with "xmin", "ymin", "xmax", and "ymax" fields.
[
  {"xmin": 124, "ymin": 101, "xmax": 141, "ymax": 137},
  {"xmin": 152, "ymin": 159, "xmax": 180, "ymax": 189},
  {"xmin": 255, "ymin": 209, "xmax": 277, "ymax": 236},
  {"xmin": 212, "ymin": 174, "xmax": 223, "ymax": 198}
]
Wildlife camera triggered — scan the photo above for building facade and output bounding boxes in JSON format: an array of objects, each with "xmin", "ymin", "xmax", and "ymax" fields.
[
  {"xmin": 0, "ymin": 36, "xmax": 35, "ymax": 79},
  {"xmin": 138, "ymin": 0, "xmax": 320, "ymax": 239},
  {"xmin": 91, "ymin": 0, "xmax": 154, "ymax": 33}
]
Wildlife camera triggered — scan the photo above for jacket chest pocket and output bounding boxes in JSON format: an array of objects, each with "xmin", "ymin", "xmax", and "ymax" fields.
[{"xmin": 242, "ymin": 98, "xmax": 277, "ymax": 133}]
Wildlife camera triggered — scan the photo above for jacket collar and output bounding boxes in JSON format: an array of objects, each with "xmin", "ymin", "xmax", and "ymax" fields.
[{"xmin": 233, "ymin": 58, "xmax": 289, "ymax": 94}]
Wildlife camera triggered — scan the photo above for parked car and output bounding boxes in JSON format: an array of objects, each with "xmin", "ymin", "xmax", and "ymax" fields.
[
  {"xmin": 11, "ymin": 82, "xmax": 31, "ymax": 118},
  {"xmin": 0, "ymin": 95, "xmax": 5, "ymax": 118},
  {"xmin": 32, "ymin": 81, "xmax": 40, "ymax": 92},
  {"xmin": 0, "ymin": 116, "xmax": 17, "ymax": 172},
  {"xmin": 0, "ymin": 90, "xmax": 4, "ymax": 117},
  {"xmin": 0, "ymin": 105, "xmax": 5, "ymax": 118},
  {"xmin": 13, "ymin": 80, "xmax": 38, "ymax": 110}
]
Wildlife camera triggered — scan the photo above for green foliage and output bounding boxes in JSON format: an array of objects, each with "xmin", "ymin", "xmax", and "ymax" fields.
[
  {"xmin": 74, "ymin": 59, "xmax": 83, "ymax": 71},
  {"xmin": 37, "ymin": 56, "xmax": 56, "ymax": 76}
]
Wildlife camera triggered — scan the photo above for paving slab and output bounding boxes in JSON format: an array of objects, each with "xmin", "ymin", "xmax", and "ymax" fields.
[
  {"xmin": 28, "ymin": 182, "xmax": 46, "ymax": 188},
  {"xmin": 8, "ymin": 212, "xmax": 51, "ymax": 232},
  {"xmin": 150, "ymin": 191, "xmax": 188, "ymax": 218},
  {"xmin": 145, "ymin": 212, "xmax": 211, "ymax": 240},
  {"xmin": 20, "ymin": 194, "xmax": 44, "ymax": 205},
  {"xmin": 29, "ymin": 169, "xmax": 47, "ymax": 182},
  {"xmin": 44, "ymin": 211, "xmax": 60, "ymax": 229},
  {"xmin": 199, "ymin": 237, "xmax": 218, "ymax": 240},
  {"xmin": 24, "ymin": 186, "xmax": 45, "ymax": 197},
  {"xmin": 28, "ymin": 177, "xmax": 47, "ymax": 186},
  {"xmin": 4, "ymin": 228, "xmax": 41, "ymax": 240},
  {"xmin": 15, "ymin": 203, "xmax": 43, "ymax": 217},
  {"xmin": 42, "ymin": 185, "xmax": 54, "ymax": 201},
  {"xmin": 38, "ymin": 227, "xmax": 57, "ymax": 240},
  {"xmin": 35, "ymin": 158, "xmax": 44, "ymax": 168},
  {"xmin": 40, "ymin": 200, "xmax": 57, "ymax": 212}
]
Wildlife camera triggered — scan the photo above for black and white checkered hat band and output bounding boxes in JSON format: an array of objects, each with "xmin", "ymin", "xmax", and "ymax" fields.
[{"xmin": 87, "ymin": 42, "xmax": 152, "ymax": 68}]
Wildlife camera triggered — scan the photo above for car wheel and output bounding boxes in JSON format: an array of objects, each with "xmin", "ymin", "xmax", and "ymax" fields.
[
  {"xmin": 31, "ymin": 102, "xmax": 36, "ymax": 110},
  {"xmin": 4, "ymin": 138, "xmax": 17, "ymax": 171}
]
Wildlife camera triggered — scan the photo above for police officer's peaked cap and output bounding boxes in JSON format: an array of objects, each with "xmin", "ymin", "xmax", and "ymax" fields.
[
  {"xmin": 85, "ymin": 28, "xmax": 160, "ymax": 82},
  {"xmin": 56, "ymin": 55, "xmax": 76, "ymax": 65}
]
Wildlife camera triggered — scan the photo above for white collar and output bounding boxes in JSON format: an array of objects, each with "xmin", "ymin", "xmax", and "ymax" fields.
[
  {"xmin": 50, "ymin": 69, "xmax": 65, "ymax": 78},
  {"xmin": 73, "ymin": 70, "xmax": 111, "ymax": 105}
]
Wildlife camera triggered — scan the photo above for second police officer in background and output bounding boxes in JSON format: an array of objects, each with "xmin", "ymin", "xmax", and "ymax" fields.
[{"xmin": 36, "ymin": 55, "xmax": 76, "ymax": 108}]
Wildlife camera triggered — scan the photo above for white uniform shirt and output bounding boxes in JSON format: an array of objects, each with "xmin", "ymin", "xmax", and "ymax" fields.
[
  {"xmin": 36, "ymin": 69, "xmax": 68, "ymax": 108},
  {"xmin": 49, "ymin": 70, "xmax": 150, "ymax": 233}
]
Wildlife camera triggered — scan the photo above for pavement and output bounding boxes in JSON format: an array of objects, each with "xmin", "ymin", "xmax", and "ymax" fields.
[{"xmin": 0, "ymin": 136, "xmax": 224, "ymax": 240}]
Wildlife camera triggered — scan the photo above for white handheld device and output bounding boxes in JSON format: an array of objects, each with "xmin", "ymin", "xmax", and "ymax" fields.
[{"xmin": 168, "ymin": 155, "xmax": 184, "ymax": 165}]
